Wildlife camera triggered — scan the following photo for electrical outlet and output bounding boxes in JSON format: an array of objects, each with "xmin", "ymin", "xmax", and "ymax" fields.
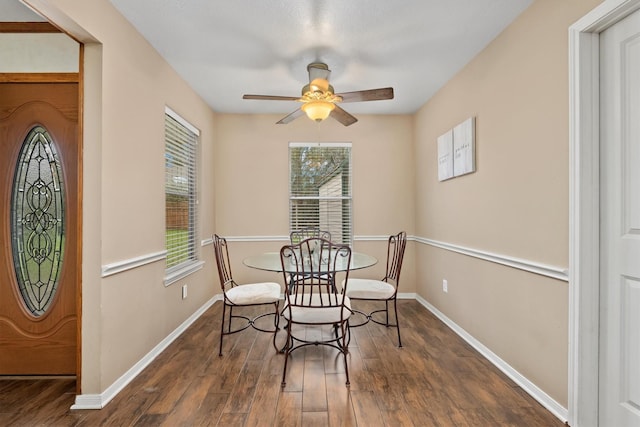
[
  {"xmin": 182, "ymin": 284, "xmax": 188, "ymax": 299},
  {"xmin": 442, "ymin": 279, "xmax": 448, "ymax": 293}
]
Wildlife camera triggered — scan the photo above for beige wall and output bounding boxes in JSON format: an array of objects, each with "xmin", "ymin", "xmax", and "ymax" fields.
[
  {"xmin": 214, "ymin": 114, "xmax": 416, "ymax": 288},
  {"xmin": 414, "ymin": 0, "xmax": 601, "ymax": 406},
  {"xmin": 31, "ymin": 0, "xmax": 219, "ymax": 393}
]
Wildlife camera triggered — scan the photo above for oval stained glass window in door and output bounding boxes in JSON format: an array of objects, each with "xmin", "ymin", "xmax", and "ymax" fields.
[{"xmin": 10, "ymin": 126, "xmax": 65, "ymax": 317}]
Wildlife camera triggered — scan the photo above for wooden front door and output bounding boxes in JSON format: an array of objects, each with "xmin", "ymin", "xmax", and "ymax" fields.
[{"xmin": 0, "ymin": 82, "xmax": 79, "ymax": 375}]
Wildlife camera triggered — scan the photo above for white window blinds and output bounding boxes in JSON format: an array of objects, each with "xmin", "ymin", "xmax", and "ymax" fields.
[
  {"xmin": 165, "ymin": 107, "xmax": 199, "ymax": 271},
  {"xmin": 289, "ymin": 142, "xmax": 352, "ymax": 245}
]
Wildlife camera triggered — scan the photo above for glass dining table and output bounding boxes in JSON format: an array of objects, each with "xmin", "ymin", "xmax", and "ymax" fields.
[{"xmin": 243, "ymin": 251, "xmax": 378, "ymax": 273}]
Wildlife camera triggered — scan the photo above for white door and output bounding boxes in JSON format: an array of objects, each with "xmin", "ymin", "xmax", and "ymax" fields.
[{"xmin": 600, "ymin": 7, "xmax": 640, "ymax": 426}]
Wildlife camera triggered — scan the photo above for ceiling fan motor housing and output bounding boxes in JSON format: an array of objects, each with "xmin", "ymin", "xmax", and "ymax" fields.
[{"xmin": 307, "ymin": 62, "xmax": 331, "ymax": 81}]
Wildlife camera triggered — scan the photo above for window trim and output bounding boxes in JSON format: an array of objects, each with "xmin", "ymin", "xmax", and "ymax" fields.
[
  {"xmin": 288, "ymin": 141, "xmax": 353, "ymax": 246},
  {"xmin": 164, "ymin": 259, "xmax": 204, "ymax": 287},
  {"xmin": 164, "ymin": 106, "xmax": 200, "ymax": 283}
]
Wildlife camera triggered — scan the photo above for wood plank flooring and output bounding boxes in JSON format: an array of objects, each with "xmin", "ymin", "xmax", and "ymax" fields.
[{"xmin": 0, "ymin": 300, "xmax": 564, "ymax": 426}]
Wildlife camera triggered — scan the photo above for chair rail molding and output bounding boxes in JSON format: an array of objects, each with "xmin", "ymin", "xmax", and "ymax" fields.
[
  {"xmin": 102, "ymin": 237, "xmax": 213, "ymax": 278},
  {"xmin": 218, "ymin": 235, "xmax": 565, "ymax": 280},
  {"xmin": 101, "ymin": 251, "xmax": 167, "ymax": 278},
  {"xmin": 222, "ymin": 235, "xmax": 401, "ymax": 243},
  {"xmin": 224, "ymin": 235, "xmax": 290, "ymax": 242},
  {"xmin": 416, "ymin": 237, "xmax": 568, "ymax": 281}
]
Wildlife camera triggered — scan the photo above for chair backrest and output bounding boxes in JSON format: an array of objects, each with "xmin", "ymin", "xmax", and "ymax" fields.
[
  {"xmin": 213, "ymin": 234, "xmax": 234, "ymax": 291},
  {"xmin": 280, "ymin": 237, "xmax": 351, "ymax": 309},
  {"xmin": 289, "ymin": 227, "xmax": 332, "ymax": 243},
  {"xmin": 383, "ymin": 231, "xmax": 407, "ymax": 287}
]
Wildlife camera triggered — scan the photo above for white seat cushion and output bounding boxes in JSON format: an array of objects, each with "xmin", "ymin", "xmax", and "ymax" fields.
[
  {"xmin": 283, "ymin": 294, "xmax": 352, "ymax": 324},
  {"xmin": 225, "ymin": 282, "xmax": 281, "ymax": 305},
  {"xmin": 343, "ymin": 278, "xmax": 395, "ymax": 300}
]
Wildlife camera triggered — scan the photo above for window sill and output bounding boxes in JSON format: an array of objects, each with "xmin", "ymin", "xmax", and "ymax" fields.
[{"xmin": 164, "ymin": 260, "xmax": 204, "ymax": 287}]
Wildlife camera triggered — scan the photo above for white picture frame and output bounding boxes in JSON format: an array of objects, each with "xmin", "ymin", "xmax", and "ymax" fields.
[
  {"xmin": 437, "ymin": 130, "xmax": 454, "ymax": 181},
  {"xmin": 453, "ymin": 117, "xmax": 475, "ymax": 177}
]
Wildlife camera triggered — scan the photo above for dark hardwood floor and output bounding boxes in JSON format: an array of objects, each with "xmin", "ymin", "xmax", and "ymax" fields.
[{"xmin": 0, "ymin": 300, "xmax": 563, "ymax": 426}]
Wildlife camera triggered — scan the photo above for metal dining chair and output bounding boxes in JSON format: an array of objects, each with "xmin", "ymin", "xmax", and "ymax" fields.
[
  {"xmin": 279, "ymin": 237, "xmax": 353, "ymax": 387},
  {"xmin": 342, "ymin": 231, "xmax": 407, "ymax": 347},
  {"xmin": 289, "ymin": 227, "xmax": 332, "ymax": 243},
  {"xmin": 289, "ymin": 227, "xmax": 333, "ymax": 287},
  {"xmin": 213, "ymin": 234, "xmax": 281, "ymax": 356}
]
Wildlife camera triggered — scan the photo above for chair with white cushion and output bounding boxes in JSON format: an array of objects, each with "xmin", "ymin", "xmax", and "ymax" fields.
[
  {"xmin": 343, "ymin": 231, "xmax": 406, "ymax": 347},
  {"xmin": 213, "ymin": 234, "xmax": 281, "ymax": 356},
  {"xmin": 279, "ymin": 237, "xmax": 353, "ymax": 387}
]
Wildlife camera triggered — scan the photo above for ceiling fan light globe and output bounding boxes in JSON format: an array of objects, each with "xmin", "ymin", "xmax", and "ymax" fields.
[{"xmin": 302, "ymin": 100, "xmax": 335, "ymax": 122}]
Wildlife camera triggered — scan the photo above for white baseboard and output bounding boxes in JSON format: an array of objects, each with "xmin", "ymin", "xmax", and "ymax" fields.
[
  {"xmin": 413, "ymin": 294, "xmax": 568, "ymax": 423},
  {"xmin": 397, "ymin": 292, "xmax": 416, "ymax": 299},
  {"xmin": 71, "ymin": 295, "xmax": 221, "ymax": 410}
]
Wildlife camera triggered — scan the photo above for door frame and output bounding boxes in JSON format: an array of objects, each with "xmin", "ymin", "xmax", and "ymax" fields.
[
  {"xmin": 0, "ymin": 21, "xmax": 83, "ymax": 388},
  {"xmin": 569, "ymin": 0, "xmax": 640, "ymax": 425}
]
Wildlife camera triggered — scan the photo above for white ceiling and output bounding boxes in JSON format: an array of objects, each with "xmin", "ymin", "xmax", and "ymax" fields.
[
  {"xmin": 4, "ymin": 0, "xmax": 532, "ymax": 117},
  {"xmin": 1, "ymin": 0, "xmax": 44, "ymax": 20}
]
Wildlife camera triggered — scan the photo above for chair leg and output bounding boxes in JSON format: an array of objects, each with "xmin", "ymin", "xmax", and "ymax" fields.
[
  {"xmin": 281, "ymin": 325, "xmax": 292, "ymax": 388},
  {"xmin": 219, "ymin": 302, "xmax": 228, "ymax": 357},
  {"xmin": 272, "ymin": 301, "xmax": 280, "ymax": 352},
  {"xmin": 385, "ymin": 300, "xmax": 390, "ymax": 326},
  {"xmin": 393, "ymin": 299, "xmax": 402, "ymax": 348},
  {"xmin": 340, "ymin": 321, "xmax": 350, "ymax": 386},
  {"xmin": 228, "ymin": 305, "xmax": 234, "ymax": 333}
]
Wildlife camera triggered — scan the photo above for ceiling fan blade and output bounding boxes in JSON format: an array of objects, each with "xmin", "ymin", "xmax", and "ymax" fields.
[
  {"xmin": 243, "ymin": 94, "xmax": 300, "ymax": 101},
  {"xmin": 276, "ymin": 107, "xmax": 305, "ymax": 124},
  {"xmin": 330, "ymin": 105, "xmax": 358, "ymax": 126},
  {"xmin": 337, "ymin": 87, "xmax": 394, "ymax": 103}
]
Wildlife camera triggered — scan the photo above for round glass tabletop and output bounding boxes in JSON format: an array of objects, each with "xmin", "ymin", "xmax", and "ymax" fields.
[{"xmin": 243, "ymin": 251, "xmax": 377, "ymax": 273}]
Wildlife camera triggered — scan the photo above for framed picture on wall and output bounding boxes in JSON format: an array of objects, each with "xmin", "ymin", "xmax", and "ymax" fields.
[
  {"xmin": 453, "ymin": 117, "xmax": 475, "ymax": 177},
  {"xmin": 437, "ymin": 129, "xmax": 454, "ymax": 181}
]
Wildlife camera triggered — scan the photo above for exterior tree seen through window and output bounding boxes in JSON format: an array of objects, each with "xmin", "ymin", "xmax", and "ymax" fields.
[{"xmin": 289, "ymin": 143, "xmax": 352, "ymax": 245}]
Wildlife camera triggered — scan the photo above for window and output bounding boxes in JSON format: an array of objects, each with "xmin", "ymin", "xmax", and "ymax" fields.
[
  {"xmin": 165, "ymin": 107, "xmax": 199, "ymax": 279},
  {"xmin": 289, "ymin": 142, "xmax": 352, "ymax": 245}
]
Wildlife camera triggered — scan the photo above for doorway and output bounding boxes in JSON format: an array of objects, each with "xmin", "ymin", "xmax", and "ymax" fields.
[{"xmin": 569, "ymin": 0, "xmax": 640, "ymax": 425}]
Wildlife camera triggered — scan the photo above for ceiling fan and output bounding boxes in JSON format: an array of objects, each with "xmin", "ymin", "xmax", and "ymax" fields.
[{"xmin": 242, "ymin": 62, "xmax": 394, "ymax": 126}]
